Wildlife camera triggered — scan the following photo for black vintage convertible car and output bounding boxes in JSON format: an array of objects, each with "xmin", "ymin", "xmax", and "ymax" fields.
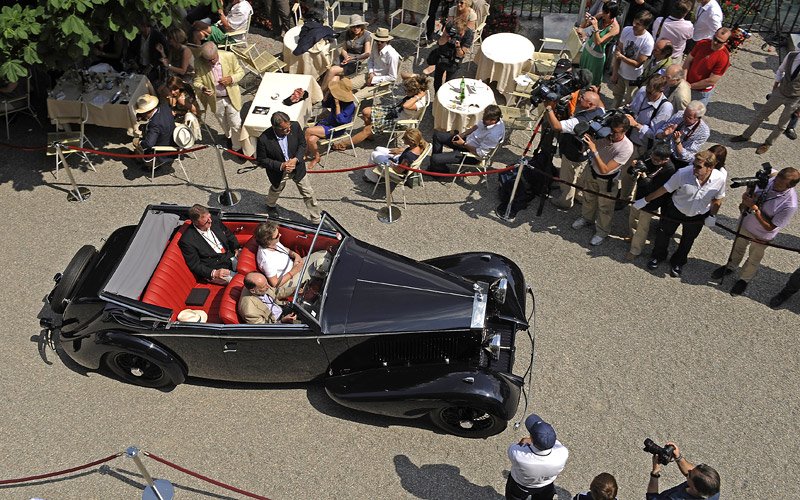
[{"xmin": 43, "ymin": 205, "xmax": 533, "ymax": 437}]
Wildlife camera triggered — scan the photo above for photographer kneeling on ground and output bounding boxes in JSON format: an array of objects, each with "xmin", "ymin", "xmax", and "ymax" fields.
[
  {"xmin": 647, "ymin": 442, "xmax": 720, "ymax": 500},
  {"xmin": 546, "ymin": 90, "xmax": 605, "ymax": 210},
  {"xmin": 571, "ymin": 112, "xmax": 634, "ymax": 246}
]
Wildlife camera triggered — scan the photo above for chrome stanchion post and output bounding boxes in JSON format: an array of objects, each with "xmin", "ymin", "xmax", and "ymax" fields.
[
  {"xmin": 377, "ymin": 162, "xmax": 401, "ymax": 223},
  {"xmin": 125, "ymin": 447, "xmax": 174, "ymax": 500},
  {"xmin": 55, "ymin": 142, "xmax": 91, "ymax": 202},
  {"xmin": 214, "ymin": 145, "xmax": 240, "ymax": 207},
  {"xmin": 500, "ymin": 157, "xmax": 527, "ymax": 220}
]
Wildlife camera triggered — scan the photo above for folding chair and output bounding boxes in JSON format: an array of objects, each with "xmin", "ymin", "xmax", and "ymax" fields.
[
  {"xmin": 450, "ymin": 137, "xmax": 504, "ymax": 184},
  {"xmin": 146, "ymin": 124, "xmax": 195, "ymax": 182},
  {"xmin": 1, "ymin": 75, "xmax": 42, "ymax": 139},
  {"xmin": 385, "ymin": 90, "xmax": 431, "ymax": 147},
  {"xmin": 50, "ymin": 102, "xmax": 96, "ymax": 177},
  {"xmin": 371, "ymin": 143, "xmax": 431, "ymax": 207},
  {"xmin": 323, "ymin": 1, "xmax": 351, "ymax": 29},
  {"xmin": 389, "ymin": 0, "xmax": 430, "ymax": 63},
  {"xmin": 317, "ymin": 97, "xmax": 361, "ymax": 157},
  {"xmin": 222, "ymin": 10, "xmax": 253, "ymax": 50},
  {"xmin": 292, "ymin": 2, "xmax": 304, "ymax": 26},
  {"xmin": 537, "ymin": 26, "xmax": 585, "ymax": 73},
  {"xmin": 231, "ymin": 44, "xmax": 286, "ymax": 93},
  {"xmin": 46, "ymin": 132, "xmax": 95, "ymax": 179}
]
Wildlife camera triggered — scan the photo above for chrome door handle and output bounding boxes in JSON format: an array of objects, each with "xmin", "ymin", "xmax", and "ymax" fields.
[{"xmin": 223, "ymin": 342, "xmax": 237, "ymax": 353}]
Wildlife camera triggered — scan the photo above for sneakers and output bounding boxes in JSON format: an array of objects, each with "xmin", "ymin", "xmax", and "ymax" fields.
[
  {"xmin": 590, "ymin": 234, "xmax": 606, "ymax": 246},
  {"xmin": 769, "ymin": 290, "xmax": 793, "ymax": 308},
  {"xmin": 729, "ymin": 135, "xmax": 749, "ymax": 143},
  {"xmin": 571, "ymin": 217, "xmax": 590, "ymax": 229},
  {"xmin": 730, "ymin": 279, "xmax": 748, "ymax": 296},
  {"xmin": 647, "ymin": 258, "xmax": 660, "ymax": 270},
  {"xmin": 711, "ymin": 265, "xmax": 734, "ymax": 280},
  {"xmin": 785, "ymin": 128, "xmax": 798, "ymax": 140},
  {"xmin": 669, "ymin": 265, "xmax": 682, "ymax": 278},
  {"xmin": 756, "ymin": 143, "xmax": 771, "ymax": 155}
]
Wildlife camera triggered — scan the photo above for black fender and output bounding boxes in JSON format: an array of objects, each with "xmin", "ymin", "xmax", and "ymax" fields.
[
  {"xmin": 93, "ymin": 331, "xmax": 187, "ymax": 385},
  {"xmin": 324, "ymin": 364, "xmax": 523, "ymax": 421}
]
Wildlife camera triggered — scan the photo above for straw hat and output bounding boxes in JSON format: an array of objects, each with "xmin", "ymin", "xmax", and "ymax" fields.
[
  {"xmin": 348, "ymin": 14, "xmax": 368, "ymax": 28},
  {"xmin": 134, "ymin": 94, "xmax": 159, "ymax": 114},
  {"xmin": 177, "ymin": 309, "xmax": 208, "ymax": 323},
  {"xmin": 329, "ymin": 77, "xmax": 355, "ymax": 102},
  {"xmin": 372, "ymin": 27, "xmax": 394, "ymax": 42}
]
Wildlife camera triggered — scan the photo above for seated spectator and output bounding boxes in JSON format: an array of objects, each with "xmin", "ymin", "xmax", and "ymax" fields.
[
  {"xmin": 304, "ymin": 78, "xmax": 357, "ymax": 169},
  {"xmin": 651, "ymin": 0, "xmax": 694, "ymax": 63},
  {"xmin": 573, "ymin": 472, "xmax": 618, "ymax": 500},
  {"xmin": 158, "ymin": 27, "xmax": 194, "ymax": 82},
  {"xmin": 178, "ymin": 204, "xmax": 241, "ymax": 285},
  {"xmin": 90, "ymin": 32, "xmax": 127, "ymax": 71},
  {"xmin": 320, "ymin": 15, "xmax": 372, "ymax": 93},
  {"xmin": 654, "ymin": 101, "xmax": 709, "ymax": 168},
  {"xmin": 423, "ymin": 19, "xmax": 473, "ymax": 91},
  {"xmin": 238, "ymin": 272, "xmax": 297, "ymax": 324},
  {"xmin": 192, "ymin": 0, "xmax": 253, "ymax": 45},
  {"xmin": 132, "ymin": 94, "xmax": 176, "ymax": 155},
  {"xmin": 446, "ymin": 0, "xmax": 478, "ymax": 30},
  {"xmin": 366, "ymin": 128, "xmax": 428, "ymax": 183},
  {"xmin": 158, "ymin": 76, "xmax": 199, "ymax": 122},
  {"xmin": 337, "ymin": 74, "xmax": 429, "ymax": 149},
  {"xmin": 428, "ymin": 104, "xmax": 504, "ymax": 174},
  {"xmin": 363, "ymin": 28, "xmax": 400, "ymax": 89}
]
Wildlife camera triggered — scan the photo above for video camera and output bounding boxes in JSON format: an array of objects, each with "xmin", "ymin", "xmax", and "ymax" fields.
[
  {"xmin": 529, "ymin": 69, "xmax": 584, "ymax": 106},
  {"xmin": 643, "ymin": 438, "xmax": 675, "ymax": 465},
  {"xmin": 730, "ymin": 163, "xmax": 772, "ymax": 190},
  {"xmin": 573, "ymin": 109, "xmax": 626, "ymax": 139}
]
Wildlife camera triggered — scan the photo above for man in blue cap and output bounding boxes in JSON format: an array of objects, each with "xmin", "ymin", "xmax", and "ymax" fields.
[{"xmin": 505, "ymin": 413, "xmax": 569, "ymax": 500}]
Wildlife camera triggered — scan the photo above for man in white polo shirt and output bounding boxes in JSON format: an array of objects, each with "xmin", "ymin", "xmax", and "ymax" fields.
[
  {"xmin": 686, "ymin": 0, "xmax": 722, "ymax": 53},
  {"xmin": 506, "ymin": 413, "xmax": 569, "ymax": 500},
  {"xmin": 634, "ymin": 149, "xmax": 726, "ymax": 277}
]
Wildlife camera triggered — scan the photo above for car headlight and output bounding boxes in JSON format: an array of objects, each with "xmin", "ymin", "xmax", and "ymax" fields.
[{"xmin": 490, "ymin": 278, "xmax": 508, "ymax": 305}]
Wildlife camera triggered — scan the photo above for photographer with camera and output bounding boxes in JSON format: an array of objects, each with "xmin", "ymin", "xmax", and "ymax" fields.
[
  {"xmin": 646, "ymin": 441, "xmax": 720, "ymax": 499},
  {"xmin": 423, "ymin": 18, "xmax": 473, "ymax": 91},
  {"xmin": 505, "ymin": 413, "xmax": 569, "ymax": 500},
  {"xmin": 711, "ymin": 167, "xmax": 799, "ymax": 296},
  {"xmin": 572, "ymin": 112, "xmax": 634, "ymax": 246},
  {"xmin": 654, "ymin": 101, "xmax": 710, "ymax": 168},
  {"xmin": 634, "ymin": 150, "xmax": 725, "ymax": 277},
  {"xmin": 610, "ymin": 10, "xmax": 655, "ymax": 108},
  {"xmin": 545, "ymin": 90, "xmax": 606, "ymax": 210},
  {"xmin": 625, "ymin": 143, "xmax": 675, "ymax": 260}
]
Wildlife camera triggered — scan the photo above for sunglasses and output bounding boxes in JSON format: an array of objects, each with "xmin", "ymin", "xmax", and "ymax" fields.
[{"xmin": 712, "ymin": 37, "xmax": 726, "ymax": 44}]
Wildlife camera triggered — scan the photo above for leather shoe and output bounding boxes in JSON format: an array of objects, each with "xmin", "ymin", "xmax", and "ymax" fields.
[
  {"xmin": 265, "ymin": 205, "xmax": 279, "ymax": 217},
  {"xmin": 624, "ymin": 252, "xmax": 636, "ymax": 261},
  {"xmin": 729, "ymin": 135, "xmax": 749, "ymax": 143},
  {"xmin": 785, "ymin": 128, "xmax": 798, "ymax": 140},
  {"xmin": 669, "ymin": 265, "xmax": 682, "ymax": 277},
  {"xmin": 711, "ymin": 265, "xmax": 734, "ymax": 280},
  {"xmin": 756, "ymin": 143, "xmax": 771, "ymax": 154},
  {"xmin": 769, "ymin": 291, "xmax": 793, "ymax": 308},
  {"xmin": 590, "ymin": 234, "xmax": 606, "ymax": 246},
  {"xmin": 647, "ymin": 258, "xmax": 660, "ymax": 270},
  {"xmin": 730, "ymin": 279, "xmax": 748, "ymax": 296}
]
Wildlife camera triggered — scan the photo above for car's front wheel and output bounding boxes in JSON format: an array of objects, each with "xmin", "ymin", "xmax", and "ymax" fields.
[
  {"xmin": 430, "ymin": 406, "xmax": 507, "ymax": 438},
  {"xmin": 103, "ymin": 351, "xmax": 178, "ymax": 389}
]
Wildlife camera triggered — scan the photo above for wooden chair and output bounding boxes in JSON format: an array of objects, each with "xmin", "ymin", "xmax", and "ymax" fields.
[
  {"xmin": 46, "ymin": 132, "xmax": 95, "ymax": 179},
  {"xmin": 50, "ymin": 102, "xmax": 96, "ymax": 178},
  {"xmin": 389, "ymin": 0, "xmax": 430, "ymax": 63},
  {"xmin": 371, "ymin": 142, "xmax": 431, "ymax": 207},
  {"xmin": 1, "ymin": 75, "xmax": 41, "ymax": 139}
]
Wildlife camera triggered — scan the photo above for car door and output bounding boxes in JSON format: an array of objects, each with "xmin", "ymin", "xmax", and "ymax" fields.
[{"xmin": 218, "ymin": 322, "xmax": 330, "ymax": 383}]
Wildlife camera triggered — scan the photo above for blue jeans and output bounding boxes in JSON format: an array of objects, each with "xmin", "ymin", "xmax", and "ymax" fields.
[{"xmin": 691, "ymin": 88, "xmax": 714, "ymax": 108}]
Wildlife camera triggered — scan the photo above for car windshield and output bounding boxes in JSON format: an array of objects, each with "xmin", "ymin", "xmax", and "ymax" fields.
[{"xmin": 291, "ymin": 215, "xmax": 345, "ymax": 323}]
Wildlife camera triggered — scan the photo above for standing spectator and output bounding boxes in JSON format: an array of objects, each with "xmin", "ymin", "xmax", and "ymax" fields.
[
  {"xmin": 634, "ymin": 150, "xmax": 726, "ymax": 277},
  {"xmin": 769, "ymin": 265, "xmax": 800, "ymax": 308},
  {"xmin": 654, "ymin": 102, "xmax": 710, "ymax": 168},
  {"xmin": 687, "ymin": 0, "xmax": 723, "ymax": 53},
  {"xmin": 305, "ymin": 78, "xmax": 357, "ymax": 169},
  {"xmin": 193, "ymin": 42, "xmax": 245, "ymax": 152},
  {"xmin": 506, "ymin": 414, "xmax": 569, "ymax": 500},
  {"xmin": 711, "ymin": 167, "xmax": 799, "ymax": 296},
  {"xmin": 126, "ymin": 21, "xmax": 168, "ymax": 84},
  {"xmin": 646, "ymin": 442, "xmax": 720, "ymax": 499},
  {"xmin": 423, "ymin": 19, "xmax": 473, "ymax": 91},
  {"xmin": 546, "ymin": 90, "xmax": 606, "ymax": 209},
  {"xmin": 664, "ymin": 64, "xmax": 692, "ymax": 112},
  {"xmin": 446, "ymin": 0, "xmax": 478, "ymax": 30},
  {"xmin": 786, "ymin": 107, "xmax": 799, "ymax": 139},
  {"xmin": 192, "ymin": 0, "xmax": 253, "ymax": 45},
  {"xmin": 610, "ymin": 10, "xmax": 655, "ymax": 108},
  {"xmin": 572, "ymin": 113, "xmax": 634, "ymax": 246},
  {"xmin": 635, "ymin": 39, "xmax": 674, "ymax": 89},
  {"xmin": 158, "ymin": 27, "xmax": 194, "ymax": 82},
  {"xmin": 321, "ymin": 16, "xmax": 372, "ymax": 93},
  {"xmin": 256, "ymin": 111, "xmax": 322, "ymax": 224},
  {"xmin": 369, "ymin": 0, "xmax": 392, "ymax": 26},
  {"xmin": 573, "ymin": 473, "xmax": 618, "ymax": 500},
  {"xmin": 623, "ymin": 0, "xmax": 662, "ymax": 27},
  {"xmin": 428, "ymin": 104, "xmax": 504, "ymax": 173},
  {"xmin": 264, "ymin": 0, "xmax": 293, "ymax": 37},
  {"xmin": 578, "ymin": 2, "xmax": 621, "ymax": 88},
  {"xmin": 730, "ymin": 50, "xmax": 800, "ymax": 154},
  {"xmin": 365, "ymin": 28, "xmax": 400, "ymax": 87},
  {"xmin": 650, "ymin": 0, "xmax": 694, "ymax": 63},
  {"xmin": 683, "ymin": 27, "xmax": 731, "ymax": 107}
]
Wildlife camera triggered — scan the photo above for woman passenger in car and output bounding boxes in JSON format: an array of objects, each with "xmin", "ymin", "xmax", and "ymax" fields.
[{"xmin": 255, "ymin": 221, "xmax": 305, "ymax": 299}]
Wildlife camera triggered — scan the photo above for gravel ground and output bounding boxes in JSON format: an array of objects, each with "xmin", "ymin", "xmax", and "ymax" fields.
[{"xmin": 0, "ymin": 27, "xmax": 797, "ymax": 500}]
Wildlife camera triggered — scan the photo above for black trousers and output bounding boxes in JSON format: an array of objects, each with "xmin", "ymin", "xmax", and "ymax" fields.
[
  {"xmin": 780, "ymin": 266, "xmax": 800, "ymax": 296},
  {"xmin": 650, "ymin": 200, "xmax": 708, "ymax": 267},
  {"xmin": 504, "ymin": 475, "xmax": 556, "ymax": 500},
  {"xmin": 428, "ymin": 130, "xmax": 478, "ymax": 172}
]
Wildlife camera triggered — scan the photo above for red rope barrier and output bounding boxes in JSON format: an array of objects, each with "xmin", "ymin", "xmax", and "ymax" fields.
[
  {"xmin": 0, "ymin": 142, "xmax": 47, "ymax": 151},
  {"xmin": 0, "ymin": 452, "xmax": 122, "ymax": 485},
  {"xmin": 395, "ymin": 162, "xmax": 517, "ymax": 177},
  {"xmin": 307, "ymin": 164, "xmax": 376, "ymax": 173},
  {"xmin": 142, "ymin": 451, "xmax": 271, "ymax": 500},
  {"xmin": 63, "ymin": 144, "xmax": 209, "ymax": 158}
]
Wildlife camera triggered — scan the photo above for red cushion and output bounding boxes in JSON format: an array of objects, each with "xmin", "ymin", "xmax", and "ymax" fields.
[
  {"xmin": 219, "ymin": 273, "xmax": 245, "ymax": 324},
  {"xmin": 237, "ymin": 237, "xmax": 259, "ymax": 275}
]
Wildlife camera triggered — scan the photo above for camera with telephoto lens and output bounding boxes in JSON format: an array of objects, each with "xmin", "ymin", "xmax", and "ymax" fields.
[
  {"xmin": 529, "ymin": 70, "xmax": 583, "ymax": 106},
  {"xmin": 437, "ymin": 25, "xmax": 461, "ymax": 65},
  {"xmin": 643, "ymin": 439, "xmax": 675, "ymax": 465},
  {"xmin": 730, "ymin": 163, "xmax": 772, "ymax": 189},
  {"xmin": 628, "ymin": 159, "xmax": 650, "ymax": 176},
  {"xmin": 573, "ymin": 109, "xmax": 626, "ymax": 139}
]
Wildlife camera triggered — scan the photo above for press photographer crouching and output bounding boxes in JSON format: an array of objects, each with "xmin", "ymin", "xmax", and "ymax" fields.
[
  {"xmin": 645, "ymin": 440, "xmax": 720, "ymax": 499},
  {"xmin": 423, "ymin": 19, "xmax": 473, "ymax": 91},
  {"xmin": 625, "ymin": 143, "xmax": 676, "ymax": 261}
]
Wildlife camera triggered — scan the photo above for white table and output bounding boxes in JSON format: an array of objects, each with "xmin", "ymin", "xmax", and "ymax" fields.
[
  {"xmin": 283, "ymin": 25, "xmax": 333, "ymax": 79},
  {"xmin": 240, "ymin": 73, "xmax": 324, "ymax": 157},
  {"xmin": 474, "ymin": 33, "xmax": 536, "ymax": 94},
  {"xmin": 433, "ymin": 78, "xmax": 496, "ymax": 131}
]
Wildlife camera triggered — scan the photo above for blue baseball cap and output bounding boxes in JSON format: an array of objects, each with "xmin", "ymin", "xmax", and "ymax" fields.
[{"xmin": 525, "ymin": 414, "xmax": 556, "ymax": 450}]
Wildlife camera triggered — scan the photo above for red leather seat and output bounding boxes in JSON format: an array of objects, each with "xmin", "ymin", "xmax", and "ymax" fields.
[
  {"xmin": 237, "ymin": 237, "xmax": 258, "ymax": 275},
  {"xmin": 219, "ymin": 273, "xmax": 245, "ymax": 324}
]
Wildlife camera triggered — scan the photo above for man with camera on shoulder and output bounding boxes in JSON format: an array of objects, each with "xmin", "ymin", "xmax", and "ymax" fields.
[
  {"xmin": 545, "ymin": 90, "xmax": 606, "ymax": 210},
  {"xmin": 647, "ymin": 442, "xmax": 720, "ymax": 499}
]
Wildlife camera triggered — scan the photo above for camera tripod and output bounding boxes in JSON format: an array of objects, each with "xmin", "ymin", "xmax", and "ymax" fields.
[{"xmin": 499, "ymin": 113, "xmax": 549, "ymax": 221}]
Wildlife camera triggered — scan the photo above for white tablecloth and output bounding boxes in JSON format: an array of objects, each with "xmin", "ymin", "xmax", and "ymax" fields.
[
  {"xmin": 283, "ymin": 25, "xmax": 332, "ymax": 79},
  {"xmin": 240, "ymin": 73, "xmax": 324, "ymax": 157},
  {"xmin": 47, "ymin": 73, "xmax": 153, "ymax": 135},
  {"xmin": 433, "ymin": 78, "xmax": 496, "ymax": 131},
  {"xmin": 474, "ymin": 33, "xmax": 535, "ymax": 94}
]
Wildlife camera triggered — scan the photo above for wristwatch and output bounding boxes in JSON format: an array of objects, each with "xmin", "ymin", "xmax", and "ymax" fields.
[{"xmin": 650, "ymin": 471, "xmax": 661, "ymax": 478}]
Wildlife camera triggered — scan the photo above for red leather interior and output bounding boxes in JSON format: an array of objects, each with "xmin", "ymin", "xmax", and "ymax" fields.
[{"xmin": 219, "ymin": 273, "xmax": 245, "ymax": 325}]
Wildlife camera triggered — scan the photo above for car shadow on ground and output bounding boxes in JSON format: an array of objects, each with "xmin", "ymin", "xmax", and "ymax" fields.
[{"xmin": 394, "ymin": 454, "xmax": 505, "ymax": 500}]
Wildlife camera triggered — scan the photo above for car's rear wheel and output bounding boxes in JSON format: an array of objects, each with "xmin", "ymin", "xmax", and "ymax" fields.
[
  {"xmin": 430, "ymin": 405, "xmax": 507, "ymax": 438},
  {"xmin": 103, "ymin": 351, "xmax": 177, "ymax": 389},
  {"xmin": 49, "ymin": 244, "xmax": 97, "ymax": 314}
]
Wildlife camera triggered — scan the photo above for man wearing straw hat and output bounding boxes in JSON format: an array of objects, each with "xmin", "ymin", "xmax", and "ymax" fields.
[
  {"xmin": 132, "ymin": 93, "xmax": 175, "ymax": 155},
  {"xmin": 304, "ymin": 77, "xmax": 357, "ymax": 169},
  {"xmin": 365, "ymin": 27, "xmax": 400, "ymax": 88}
]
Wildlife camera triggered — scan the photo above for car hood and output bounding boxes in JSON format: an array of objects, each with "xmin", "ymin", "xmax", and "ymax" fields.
[{"xmin": 320, "ymin": 239, "xmax": 481, "ymax": 335}]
